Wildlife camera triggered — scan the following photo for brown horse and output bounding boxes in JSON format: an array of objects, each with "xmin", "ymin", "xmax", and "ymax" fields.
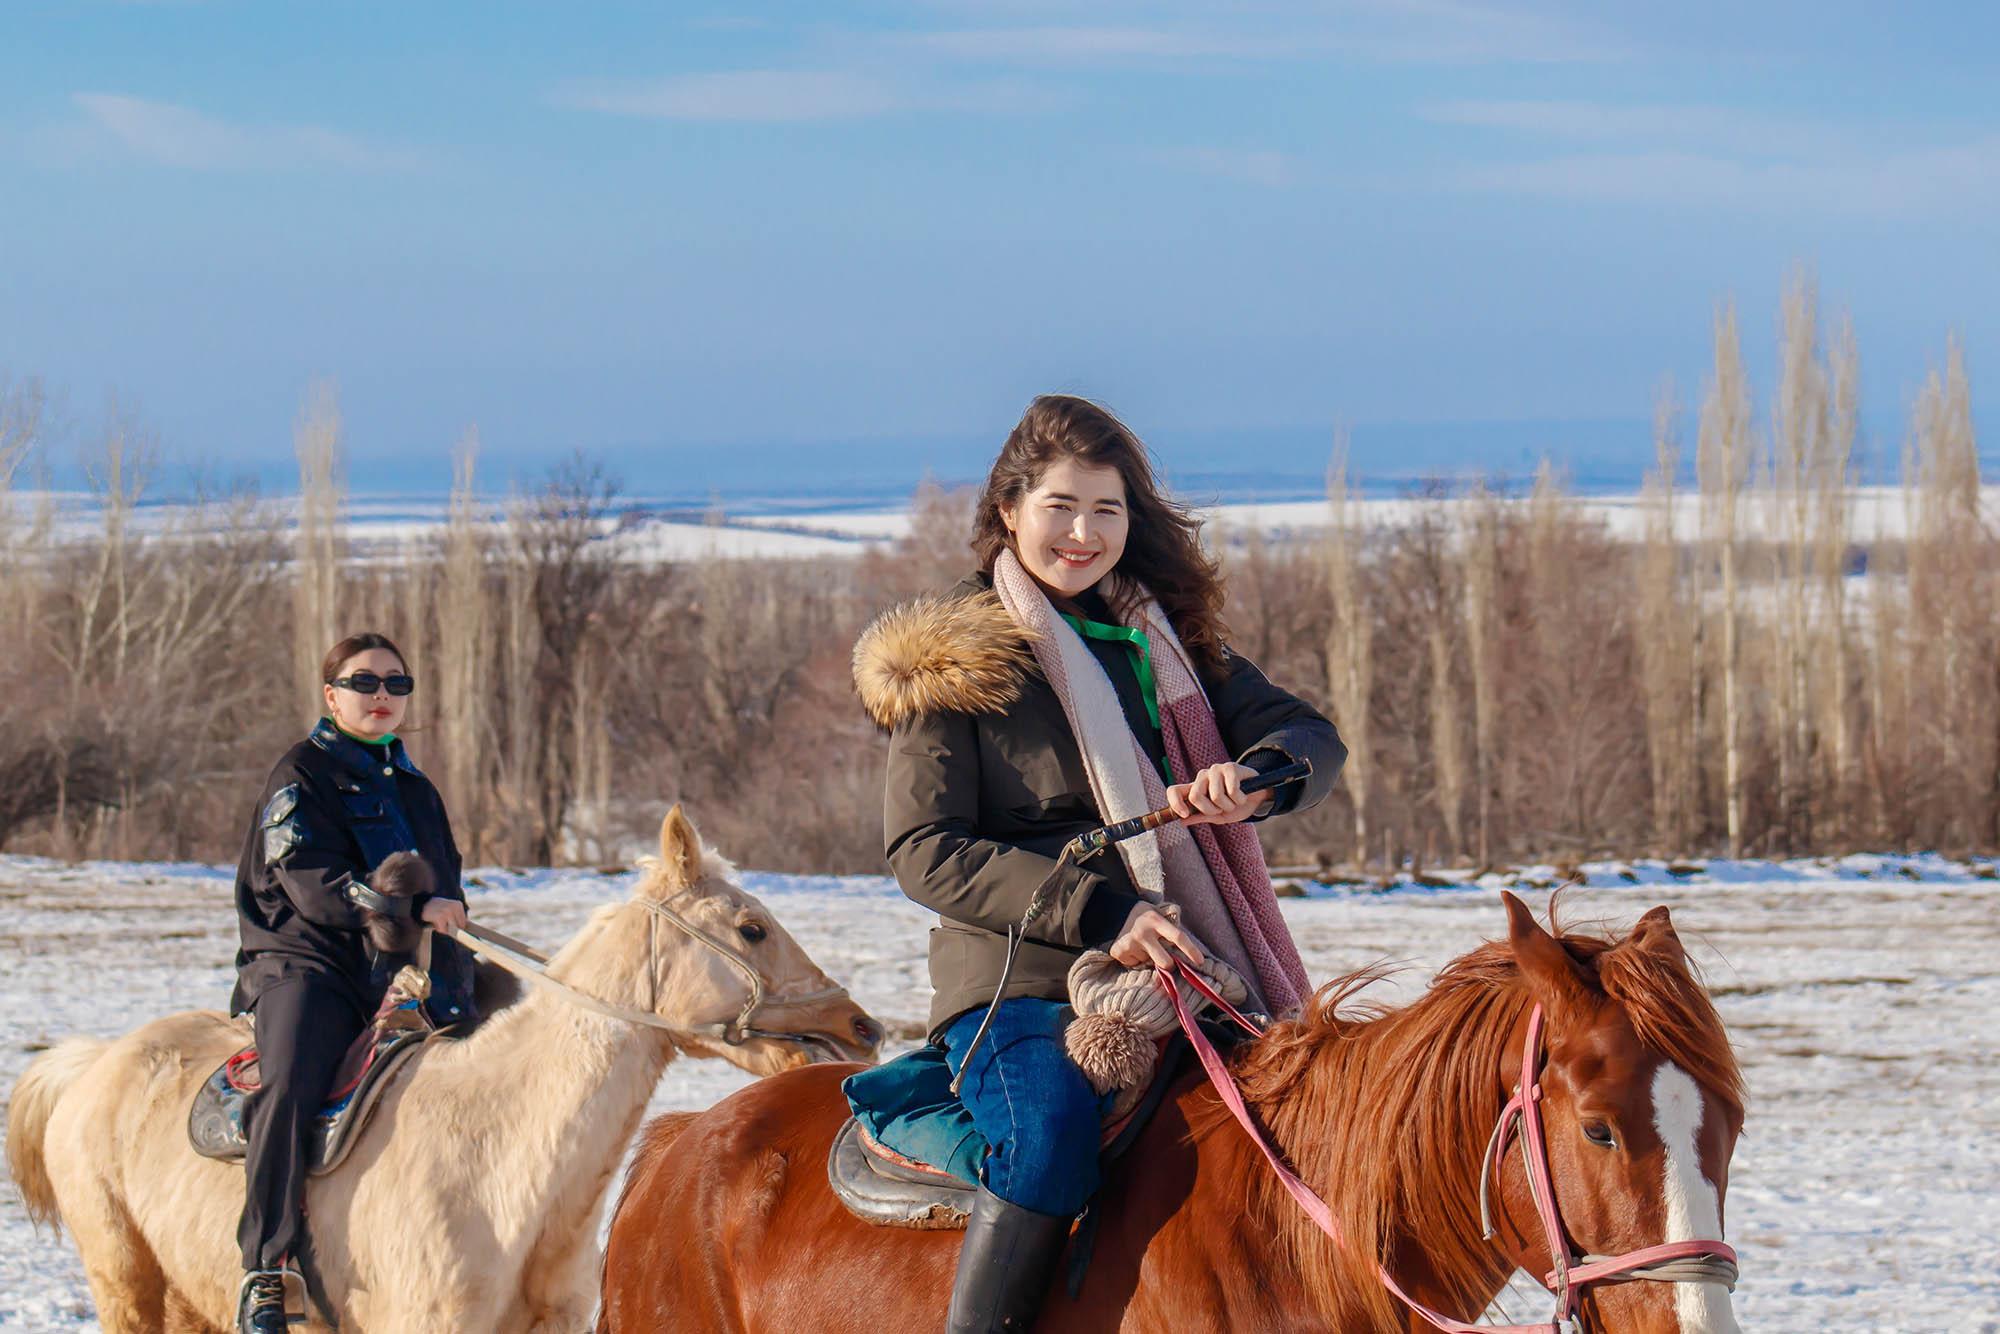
[{"xmin": 599, "ymin": 893, "xmax": 1745, "ymax": 1333}]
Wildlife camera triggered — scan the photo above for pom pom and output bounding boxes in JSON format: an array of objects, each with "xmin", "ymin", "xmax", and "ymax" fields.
[{"xmin": 1064, "ymin": 1011, "xmax": 1159, "ymax": 1096}]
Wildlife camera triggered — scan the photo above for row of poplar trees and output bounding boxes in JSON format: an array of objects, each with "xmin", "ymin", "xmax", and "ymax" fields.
[{"xmin": 1317, "ymin": 274, "xmax": 1990, "ymax": 867}]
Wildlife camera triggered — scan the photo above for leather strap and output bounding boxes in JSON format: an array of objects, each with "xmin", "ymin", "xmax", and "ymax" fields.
[
  {"xmin": 443, "ymin": 901, "xmax": 849, "ymax": 1050},
  {"xmin": 344, "ymin": 878, "xmax": 413, "ymax": 918}
]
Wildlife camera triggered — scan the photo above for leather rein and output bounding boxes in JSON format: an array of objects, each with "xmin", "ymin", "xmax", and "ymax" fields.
[
  {"xmin": 437, "ymin": 893, "xmax": 848, "ymax": 1049},
  {"xmin": 1161, "ymin": 962, "xmax": 1739, "ymax": 1333}
]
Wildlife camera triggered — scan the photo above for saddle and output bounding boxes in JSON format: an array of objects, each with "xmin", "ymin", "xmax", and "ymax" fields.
[
  {"xmin": 827, "ymin": 1036, "xmax": 1191, "ymax": 1232},
  {"xmin": 189, "ymin": 967, "xmax": 436, "ymax": 1176}
]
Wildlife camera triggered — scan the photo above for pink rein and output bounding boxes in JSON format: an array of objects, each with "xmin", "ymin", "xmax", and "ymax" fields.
[{"xmin": 1159, "ymin": 963, "xmax": 1738, "ymax": 1332}]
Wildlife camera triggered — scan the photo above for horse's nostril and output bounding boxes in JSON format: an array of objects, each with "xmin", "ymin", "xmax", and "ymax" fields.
[{"xmin": 853, "ymin": 1016, "xmax": 881, "ymax": 1046}]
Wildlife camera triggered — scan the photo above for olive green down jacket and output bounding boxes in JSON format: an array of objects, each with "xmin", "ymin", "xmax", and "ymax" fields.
[{"xmin": 854, "ymin": 575, "xmax": 1347, "ymax": 1035}]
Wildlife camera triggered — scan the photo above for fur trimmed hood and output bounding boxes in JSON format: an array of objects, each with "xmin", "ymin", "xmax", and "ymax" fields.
[{"xmin": 852, "ymin": 588, "xmax": 1038, "ymax": 730}]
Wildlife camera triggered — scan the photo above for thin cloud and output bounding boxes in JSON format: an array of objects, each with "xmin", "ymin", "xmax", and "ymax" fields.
[
  {"xmin": 1423, "ymin": 99, "xmax": 1841, "ymax": 158},
  {"xmin": 1352, "ymin": 0, "xmax": 1633, "ymax": 64},
  {"xmin": 1149, "ymin": 146, "xmax": 1297, "ymax": 188},
  {"xmin": 70, "ymin": 93, "xmax": 418, "ymax": 170},
  {"xmin": 1423, "ymin": 92, "xmax": 2000, "ymax": 217},
  {"xmin": 894, "ymin": 4, "xmax": 1631, "ymax": 68},
  {"xmin": 906, "ymin": 26, "xmax": 1291, "ymax": 65},
  {"xmin": 566, "ymin": 71, "xmax": 902, "ymax": 122},
  {"xmin": 1446, "ymin": 139, "xmax": 2000, "ymax": 218},
  {"xmin": 561, "ymin": 69, "xmax": 1065, "ymax": 123}
]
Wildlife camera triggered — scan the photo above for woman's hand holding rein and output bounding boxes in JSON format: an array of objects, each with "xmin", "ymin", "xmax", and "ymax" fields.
[
  {"xmin": 1110, "ymin": 902, "xmax": 1205, "ymax": 971},
  {"xmin": 1165, "ymin": 761, "xmax": 1270, "ymax": 827},
  {"xmin": 421, "ymin": 898, "xmax": 469, "ymax": 934}
]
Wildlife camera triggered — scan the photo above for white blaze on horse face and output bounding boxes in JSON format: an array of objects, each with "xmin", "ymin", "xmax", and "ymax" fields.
[{"xmin": 1652, "ymin": 1063, "xmax": 1740, "ymax": 1334}]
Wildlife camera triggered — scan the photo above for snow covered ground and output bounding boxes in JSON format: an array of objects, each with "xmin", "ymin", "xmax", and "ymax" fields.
[
  {"xmin": 25, "ymin": 483, "xmax": 1993, "ymax": 564},
  {"xmin": 2, "ymin": 853, "xmax": 1995, "ymax": 1331}
]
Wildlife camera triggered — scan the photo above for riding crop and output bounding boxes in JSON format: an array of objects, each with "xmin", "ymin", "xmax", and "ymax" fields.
[{"xmin": 948, "ymin": 759, "xmax": 1312, "ymax": 1094}]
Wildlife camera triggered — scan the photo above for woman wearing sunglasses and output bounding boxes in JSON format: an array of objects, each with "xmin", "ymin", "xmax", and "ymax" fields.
[{"xmin": 228, "ymin": 631, "xmax": 476, "ymax": 1334}]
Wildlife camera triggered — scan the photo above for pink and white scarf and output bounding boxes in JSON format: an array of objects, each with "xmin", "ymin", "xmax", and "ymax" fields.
[{"xmin": 991, "ymin": 549, "xmax": 1311, "ymax": 1017}]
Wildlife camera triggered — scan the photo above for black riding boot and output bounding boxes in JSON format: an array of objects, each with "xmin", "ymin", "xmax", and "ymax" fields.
[
  {"xmin": 237, "ymin": 1266, "xmax": 301, "ymax": 1332},
  {"xmin": 946, "ymin": 1184, "xmax": 1070, "ymax": 1333}
]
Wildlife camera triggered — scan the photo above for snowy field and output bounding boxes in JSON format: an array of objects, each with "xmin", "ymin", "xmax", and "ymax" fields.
[
  {"xmin": 21, "ymin": 484, "xmax": 1994, "ymax": 564},
  {"xmin": 2, "ymin": 853, "xmax": 1995, "ymax": 1331}
]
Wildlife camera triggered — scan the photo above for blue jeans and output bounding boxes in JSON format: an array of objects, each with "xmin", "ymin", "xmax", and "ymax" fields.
[{"xmin": 940, "ymin": 997, "xmax": 1108, "ymax": 1217}]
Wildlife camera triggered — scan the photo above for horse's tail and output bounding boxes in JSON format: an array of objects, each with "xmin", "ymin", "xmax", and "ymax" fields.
[{"xmin": 6, "ymin": 1036, "xmax": 111, "ymax": 1233}]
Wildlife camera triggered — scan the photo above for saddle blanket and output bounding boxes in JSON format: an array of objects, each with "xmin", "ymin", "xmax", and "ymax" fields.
[{"xmin": 187, "ymin": 1023, "xmax": 432, "ymax": 1175}]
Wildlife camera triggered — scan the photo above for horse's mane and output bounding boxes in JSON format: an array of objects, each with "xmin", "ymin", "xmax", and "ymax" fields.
[{"xmin": 1206, "ymin": 908, "xmax": 1742, "ymax": 1327}]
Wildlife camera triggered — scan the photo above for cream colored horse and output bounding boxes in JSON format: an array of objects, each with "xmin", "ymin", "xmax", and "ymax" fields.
[{"xmin": 6, "ymin": 806, "xmax": 879, "ymax": 1333}]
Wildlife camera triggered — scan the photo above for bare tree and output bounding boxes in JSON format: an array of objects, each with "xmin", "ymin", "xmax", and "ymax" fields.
[
  {"xmin": 292, "ymin": 381, "xmax": 343, "ymax": 720},
  {"xmin": 1461, "ymin": 482, "xmax": 1501, "ymax": 866},
  {"xmin": 1906, "ymin": 339, "xmax": 1988, "ymax": 849},
  {"xmin": 1416, "ymin": 498, "xmax": 1467, "ymax": 860},
  {"xmin": 1324, "ymin": 435, "xmax": 1373, "ymax": 868},
  {"xmin": 1637, "ymin": 384, "xmax": 1691, "ymax": 852},
  {"xmin": 1698, "ymin": 303, "xmax": 1752, "ymax": 858},
  {"xmin": 438, "ymin": 428, "xmax": 494, "ymax": 857},
  {"xmin": 497, "ymin": 453, "xmax": 621, "ymax": 862},
  {"xmin": 1815, "ymin": 315, "xmax": 1858, "ymax": 840},
  {"xmin": 494, "ymin": 535, "xmax": 544, "ymax": 864},
  {"xmin": 0, "ymin": 378, "xmax": 50, "ymax": 650}
]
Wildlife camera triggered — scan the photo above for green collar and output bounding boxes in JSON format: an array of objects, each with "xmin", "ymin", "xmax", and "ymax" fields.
[
  {"xmin": 331, "ymin": 720, "xmax": 396, "ymax": 747},
  {"xmin": 1059, "ymin": 612, "xmax": 1162, "ymax": 735}
]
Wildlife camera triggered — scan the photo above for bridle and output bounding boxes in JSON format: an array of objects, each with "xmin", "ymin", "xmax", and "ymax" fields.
[
  {"xmin": 1162, "ymin": 962, "xmax": 1739, "ymax": 1333},
  {"xmin": 1476, "ymin": 1005, "xmax": 1740, "ymax": 1322},
  {"xmin": 639, "ymin": 888, "xmax": 853, "ymax": 1046},
  {"xmin": 438, "ymin": 891, "xmax": 849, "ymax": 1050}
]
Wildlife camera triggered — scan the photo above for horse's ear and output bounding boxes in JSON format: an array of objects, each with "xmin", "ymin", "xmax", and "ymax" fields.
[
  {"xmin": 1625, "ymin": 904, "xmax": 1686, "ymax": 965},
  {"xmin": 1503, "ymin": 891, "xmax": 1592, "ymax": 1019},
  {"xmin": 648, "ymin": 805, "xmax": 704, "ymax": 897}
]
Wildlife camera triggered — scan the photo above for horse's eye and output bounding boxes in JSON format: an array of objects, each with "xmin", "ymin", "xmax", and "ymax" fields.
[
  {"xmin": 1582, "ymin": 1120, "xmax": 1618, "ymax": 1149},
  {"xmin": 738, "ymin": 921, "xmax": 767, "ymax": 944}
]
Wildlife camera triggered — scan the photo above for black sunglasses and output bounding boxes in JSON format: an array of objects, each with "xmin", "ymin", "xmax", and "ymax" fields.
[{"xmin": 330, "ymin": 672, "xmax": 415, "ymax": 697}]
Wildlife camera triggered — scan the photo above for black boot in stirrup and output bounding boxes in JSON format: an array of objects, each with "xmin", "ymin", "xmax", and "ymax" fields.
[
  {"xmin": 236, "ymin": 1267, "xmax": 301, "ymax": 1333},
  {"xmin": 945, "ymin": 1183, "xmax": 1071, "ymax": 1333}
]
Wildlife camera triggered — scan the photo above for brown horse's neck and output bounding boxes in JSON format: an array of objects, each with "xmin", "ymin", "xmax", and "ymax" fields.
[{"xmin": 1206, "ymin": 969, "xmax": 1532, "ymax": 1328}]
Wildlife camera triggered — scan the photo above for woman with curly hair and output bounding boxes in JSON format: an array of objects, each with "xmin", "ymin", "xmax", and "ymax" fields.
[{"xmin": 851, "ymin": 395, "xmax": 1346, "ymax": 1331}]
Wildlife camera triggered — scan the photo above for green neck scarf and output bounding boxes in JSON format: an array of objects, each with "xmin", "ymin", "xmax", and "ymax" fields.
[{"xmin": 1060, "ymin": 611, "xmax": 1169, "ymax": 782}]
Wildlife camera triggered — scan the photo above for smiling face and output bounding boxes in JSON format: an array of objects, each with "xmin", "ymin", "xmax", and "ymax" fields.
[
  {"xmin": 322, "ymin": 646, "xmax": 409, "ymax": 741},
  {"xmin": 998, "ymin": 457, "xmax": 1131, "ymax": 600}
]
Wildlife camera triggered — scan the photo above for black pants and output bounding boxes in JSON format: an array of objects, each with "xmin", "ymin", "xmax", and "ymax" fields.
[{"xmin": 237, "ymin": 978, "xmax": 368, "ymax": 1270}]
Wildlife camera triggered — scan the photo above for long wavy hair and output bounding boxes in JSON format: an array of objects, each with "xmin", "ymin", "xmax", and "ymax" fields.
[{"xmin": 971, "ymin": 395, "xmax": 1229, "ymax": 673}]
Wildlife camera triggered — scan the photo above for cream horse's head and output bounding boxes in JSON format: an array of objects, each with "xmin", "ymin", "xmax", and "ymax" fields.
[{"xmin": 611, "ymin": 805, "xmax": 882, "ymax": 1075}]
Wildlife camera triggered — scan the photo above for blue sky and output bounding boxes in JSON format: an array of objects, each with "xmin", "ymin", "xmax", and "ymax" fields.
[{"xmin": 2, "ymin": 2, "xmax": 1995, "ymax": 497}]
